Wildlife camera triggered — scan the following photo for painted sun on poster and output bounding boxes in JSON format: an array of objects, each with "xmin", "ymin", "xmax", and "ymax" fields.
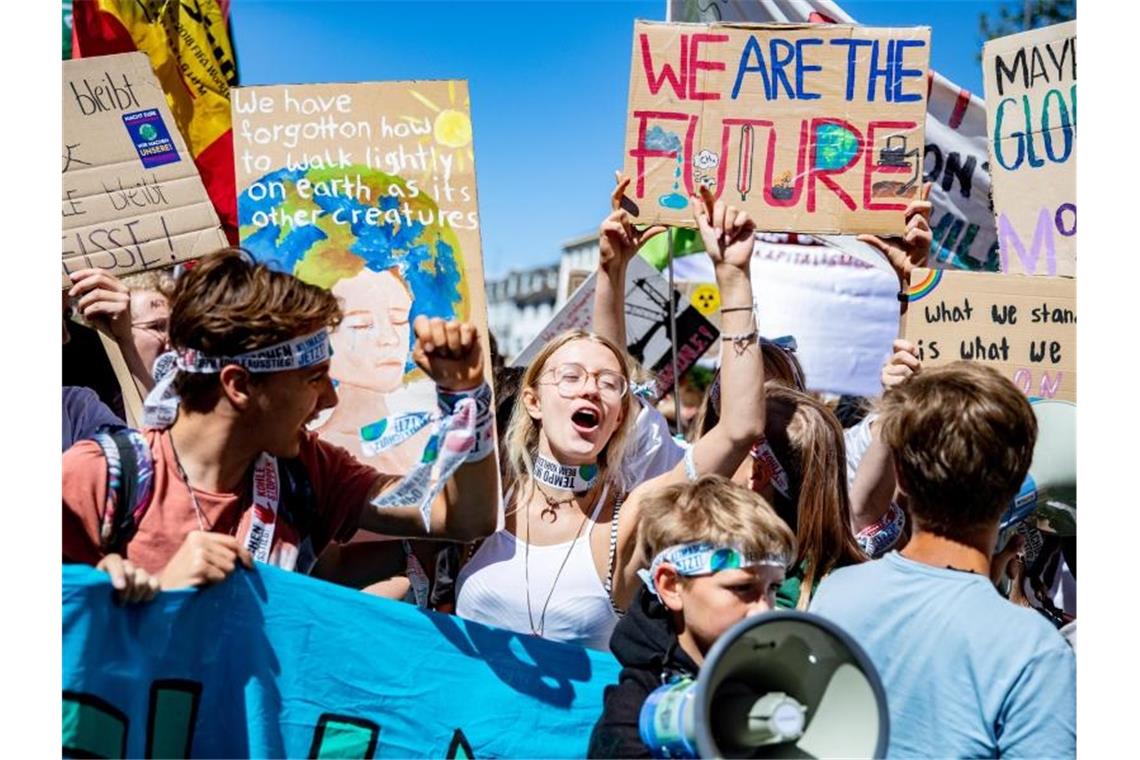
[{"xmin": 232, "ymin": 80, "xmax": 488, "ymax": 473}]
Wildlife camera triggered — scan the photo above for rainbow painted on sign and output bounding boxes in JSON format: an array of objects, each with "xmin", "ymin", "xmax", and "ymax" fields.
[{"xmin": 906, "ymin": 269, "xmax": 943, "ymax": 302}]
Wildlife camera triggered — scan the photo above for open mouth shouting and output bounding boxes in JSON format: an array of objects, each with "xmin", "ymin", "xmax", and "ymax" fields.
[{"xmin": 570, "ymin": 404, "xmax": 603, "ymax": 436}]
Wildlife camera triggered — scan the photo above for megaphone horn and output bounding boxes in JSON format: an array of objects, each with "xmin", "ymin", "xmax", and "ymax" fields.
[{"xmin": 639, "ymin": 611, "xmax": 889, "ymax": 759}]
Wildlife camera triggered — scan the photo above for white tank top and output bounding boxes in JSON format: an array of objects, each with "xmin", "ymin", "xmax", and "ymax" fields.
[{"xmin": 456, "ymin": 484, "xmax": 621, "ymax": 651}]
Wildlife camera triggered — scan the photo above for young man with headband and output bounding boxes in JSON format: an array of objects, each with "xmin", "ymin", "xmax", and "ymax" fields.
[
  {"xmin": 588, "ymin": 474, "xmax": 795, "ymax": 758},
  {"xmin": 62, "ymin": 249, "xmax": 498, "ymax": 601}
]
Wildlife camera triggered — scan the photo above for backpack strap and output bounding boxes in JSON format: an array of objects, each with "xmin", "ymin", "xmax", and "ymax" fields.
[
  {"xmin": 276, "ymin": 457, "xmax": 317, "ymax": 537},
  {"xmin": 93, "ymin": 427, "xmax": 155, "ymax": 556},
  {"xmin": 275, "ymin": 456, "xmax": 320, "ymax": 573}
]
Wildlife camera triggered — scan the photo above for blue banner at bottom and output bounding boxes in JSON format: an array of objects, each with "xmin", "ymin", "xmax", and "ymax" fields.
[{"xmin": 62, "ymin": 564, "xmax": 621, "ymax": 757}]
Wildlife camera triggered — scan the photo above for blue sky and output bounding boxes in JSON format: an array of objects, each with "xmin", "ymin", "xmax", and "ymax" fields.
[{"xmin": 230, "ymin": 0, "xmax": 1004, "ymax": 279}]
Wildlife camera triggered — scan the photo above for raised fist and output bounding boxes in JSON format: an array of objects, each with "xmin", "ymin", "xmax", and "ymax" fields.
[{"xmin": 412, "ymin": 316, "xmax": 484, "ymax": 392}]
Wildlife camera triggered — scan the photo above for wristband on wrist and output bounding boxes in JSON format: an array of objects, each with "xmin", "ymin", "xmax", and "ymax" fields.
[
  {"xmin": 371, "ymin": 381, "xmax": 497, "ymax": 531},
  {"xmin": 437, "ymin": 381, "xmax": 495, "ymax": 462}
]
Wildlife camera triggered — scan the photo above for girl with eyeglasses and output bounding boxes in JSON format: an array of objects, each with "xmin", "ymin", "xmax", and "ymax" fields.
[{"xmin": 455, "ymin": 187, "xmax": 770, "ymax": 650}]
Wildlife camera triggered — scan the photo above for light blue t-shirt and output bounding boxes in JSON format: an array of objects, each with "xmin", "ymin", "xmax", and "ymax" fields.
[{"xmin": 809, "ymin": 551, "xmax": 1075, "ymax": 758}]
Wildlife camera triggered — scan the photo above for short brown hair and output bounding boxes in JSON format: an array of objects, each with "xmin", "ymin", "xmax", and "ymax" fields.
[
  {"xmin": 169, "ymin": 249, "xmax": 342, "ymax": 411},
  {"xmin": 877, "ymin": 362, "xmax": 1037, "ymax": 541},
  {"xmin": 639, "ymin": 474, "xmax": 796, "ymax": 566}
]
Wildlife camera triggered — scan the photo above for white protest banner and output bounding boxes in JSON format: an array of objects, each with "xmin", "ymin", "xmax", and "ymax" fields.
[
  {"xmin": 659, "ymin": 235, "xmax": 899, "ymax": 396},
  {"xmin": 624, "ymin": 21, "xmax": 931, "ymax": 236},
  {"xmin": 669, "ymin": 0, "xmax": 1001, "ymax": 272}
]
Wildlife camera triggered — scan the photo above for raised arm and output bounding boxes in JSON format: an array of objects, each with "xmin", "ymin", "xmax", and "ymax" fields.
[
  {"xmin": 644, "ymin": 186, "xmax": 764, "ymax": 489},
  {"xmin": 611, "ymin": 188, "xmax": 765, "ymax": 608},
  {"xmin": 593, "ymin": 174, "xmax": 666, "ymax": 347},
  {"xmin": 358, "ymin": 316, "xmax": 499, "ymax": 542},
  {"xmin": 848, "ymin": 187, "xmax": 933, "ymax": 531},
  {"xmin": 68, "ymin": 269, "xmax": 156, "ymax": 392},
  {"xmin": 849, "ymin": 339, "xmax": 921, "ymax": 532},
  {"xmin": 857, "ymin": 182, "xmax": 933, "ymax": 319}
]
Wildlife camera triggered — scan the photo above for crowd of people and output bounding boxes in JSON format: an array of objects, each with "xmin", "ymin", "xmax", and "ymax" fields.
[{"xmin": 62, "ymin": 179, "xmax": 1075, "ymax": 757}]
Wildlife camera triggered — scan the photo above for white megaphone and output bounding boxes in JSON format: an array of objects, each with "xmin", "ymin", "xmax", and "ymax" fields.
[
  {"xmin": 998, "ymin": 399, "xmax": 1076, "ymax": 550},
  {"xmin": 638, "ymin": 611, "xmax": 889, "ymax": 759}
]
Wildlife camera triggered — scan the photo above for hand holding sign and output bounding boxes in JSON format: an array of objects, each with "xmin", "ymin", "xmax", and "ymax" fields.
[
  {"xmin": 691, "ymin": 185, "xmax": 755, "ymax": 273},
  {"xmin": 159, "ymin": 531, "xmax": 255, "ymax": 591},
  {"xmin": 96, "ymin": 553, "xmax": 161, "ymax": 604},
  {"xmin": 598, "ymin": 173, "xmax": 667, "ymax": 274},
  {"xmin": 69, "ymin": 268, "xmax": 134, "ymax": 343},
  {"xmin": 858, "ymin": 182, "xmax": 934, "ymax": 288},
  {"xmin": 413, "ymin": 316, "xmax": 484, "ymax": 392},
  {"xmin": 881, "ymin": 338, "xmax": 922, "ymax": 390}
]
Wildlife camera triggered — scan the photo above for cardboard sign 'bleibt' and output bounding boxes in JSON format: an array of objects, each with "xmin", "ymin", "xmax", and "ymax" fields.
[
  {"xmin": 623, "ymin": 21, "xmax": 930, "ymax": 235},
  {"xmin": 231, "ymin": 80, "xmax": 490, "ymax": 475},
  {"xmin": 62, "ymin": 52, "xmax": 227, "ymax": 279},
  {"xmin": 983, "ymin": 22, "xmax": 1076, "ymax": 277},
  {"xmin": 902, "ymin": 268, "xmax": 1075, "ymax": 402}
]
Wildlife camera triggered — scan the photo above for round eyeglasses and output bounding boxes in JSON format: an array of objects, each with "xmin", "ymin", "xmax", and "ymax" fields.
[{"xmin": 540, "ymin": 362, "xmax": 628, "ymax": 400}]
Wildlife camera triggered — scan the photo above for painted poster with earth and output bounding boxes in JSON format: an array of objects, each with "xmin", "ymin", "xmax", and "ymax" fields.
[
  {"xmin": 622, "ymin": 21, "xmax": 930, "ymax": 235},
  {"xmin": 232, "ymin": 80, "xmax": 489, "ymax": 477}
]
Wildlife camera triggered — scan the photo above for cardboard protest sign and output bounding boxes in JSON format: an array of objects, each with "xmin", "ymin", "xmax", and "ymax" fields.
[
  {"xmin": 512, "ymin": 255, "xmax": 718, "ymax": 399},
  {"xmin": 623, "ymin": 21, "xmax": 930, "ymax": 235},
  {"xmin": 232, "ymin": 80, "xmax": 490, "ymax": 473},
  {"xmin": 902, "ymin": 268, "xmax": 1075, "ymax": 401},
  {"xmin": 984, "ymin": 22, "xmax": 1076, "ymax": 277},
  {"xmin": 668, "ymin": 1, "xmax": 1002, "ymax": 272},
  {"xmin": 62, "ymin": 52, "xmax": 227, "ymax": 279}
]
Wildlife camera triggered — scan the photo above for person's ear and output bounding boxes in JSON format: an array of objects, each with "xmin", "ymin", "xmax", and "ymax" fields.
[
  {"xmin": 522, "ymin": 385, "xmax": 542, "ymax": 422},
  {"xmin": 219, "ymin": 365, "xmax": 253, "ymax": 411},
  {"xmin": 655, "ymin": 565, "xmax": 685, "ymax": 613}
]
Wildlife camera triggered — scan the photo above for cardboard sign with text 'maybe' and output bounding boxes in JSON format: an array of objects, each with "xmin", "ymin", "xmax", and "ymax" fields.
[
  {"xmin": 623, "ymin": 21, "xmax": 930, "ymax": 236},
  {"xmin": 984, "ymin": 21, "xmax": 1076, "ymax": 277}
]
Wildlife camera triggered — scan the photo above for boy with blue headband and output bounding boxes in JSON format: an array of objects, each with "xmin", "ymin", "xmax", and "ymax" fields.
[
  {"xmin": 62, "ymin": 249, "xmax": 498, "ymax": 601},
  {"xmin": 589, "ymin": 474, "xmax": 795, "ymax": 758}
]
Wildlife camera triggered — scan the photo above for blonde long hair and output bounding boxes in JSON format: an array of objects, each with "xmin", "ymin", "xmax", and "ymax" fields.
[
  {"xmin": 504, "ymin": 330, "xmax": 638, "ymax": 499},
  {"xmin": 762, "ymin": 383, "xmax": 866, "ymax": 608}
]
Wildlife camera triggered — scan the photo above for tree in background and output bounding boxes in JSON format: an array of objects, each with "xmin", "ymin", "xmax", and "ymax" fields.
[{"xmin": 978, "ymin": 0, "xmax": 1075, "ymax": 58}]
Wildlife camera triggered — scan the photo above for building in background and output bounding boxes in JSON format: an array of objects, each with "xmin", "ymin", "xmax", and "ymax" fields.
[
  {"xmin": 485, "ymin": 264, "xmax": 560, "ymax": 361},
  {"xmin": 557, "ymin": 232, "xmax": 599, "ymax": 307}
]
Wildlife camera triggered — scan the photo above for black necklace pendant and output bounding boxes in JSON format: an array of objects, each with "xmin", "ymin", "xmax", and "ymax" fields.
[{"xmin": 540, "ymin": 504, "xmax": 559, "ymax": 523}]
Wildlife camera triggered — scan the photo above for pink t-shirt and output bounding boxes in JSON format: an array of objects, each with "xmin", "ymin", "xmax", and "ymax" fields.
[{"xmin": 62, "ymin": 429, "xmax": 386, "ymax": 574}]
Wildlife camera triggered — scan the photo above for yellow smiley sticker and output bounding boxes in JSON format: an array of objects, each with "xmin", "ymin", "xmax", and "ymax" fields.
[{"xmin": 690, "ymin": 284, "xmax": 721, "ymax": 316}]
